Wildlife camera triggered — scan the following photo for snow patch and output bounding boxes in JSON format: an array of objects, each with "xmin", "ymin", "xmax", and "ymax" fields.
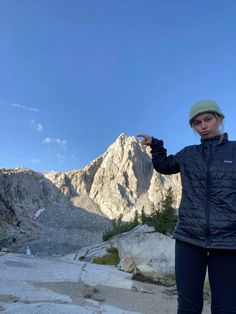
[{"xmin": 34, "ymin": 207, "xmax": 46, "ymax": 219}]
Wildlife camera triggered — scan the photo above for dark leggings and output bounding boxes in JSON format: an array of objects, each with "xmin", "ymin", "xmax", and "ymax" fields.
[{"xmin": 175, "ymin": 240, "xmax": 236, "ymax": 314}]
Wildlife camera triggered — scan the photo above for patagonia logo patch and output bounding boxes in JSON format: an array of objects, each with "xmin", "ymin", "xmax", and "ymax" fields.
[{"xmin": 224, "ymin": 160, "xmax": 233, "ymax": 163}]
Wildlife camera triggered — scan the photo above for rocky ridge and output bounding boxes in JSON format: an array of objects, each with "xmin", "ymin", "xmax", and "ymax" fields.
[{"xmin": 0, "ymin": 134, "xmax": 181, "ymax": 254}]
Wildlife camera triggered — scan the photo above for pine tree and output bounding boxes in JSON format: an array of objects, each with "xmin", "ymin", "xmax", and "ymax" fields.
[
  {"xmin": 154, "ymin": 187, "xmax": 177, "ymax": 235},
  {"xmin": 133, "ymin": 209, "xmax": 139, "ymax": 224},
  {"xmin": 140, "ymin": 206, "xmax": 147, "ymax": 224}
]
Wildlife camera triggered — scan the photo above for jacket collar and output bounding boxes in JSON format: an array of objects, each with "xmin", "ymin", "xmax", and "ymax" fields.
[{"xmin": 201, "ymin": 132, "xmax": 228, "ymax": 146}]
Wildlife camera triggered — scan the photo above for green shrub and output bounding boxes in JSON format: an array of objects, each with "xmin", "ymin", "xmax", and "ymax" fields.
[
  {"xmin": 133, "ymin": 272, "xmax": 176, "ymax": 287},
  {"xmin": 92, "ymin": 248, "xmax": 120, "ymax": 266},
  {"xmin": 203, "ymin": 280, "xmax": 211, "ymax": 300},
  {"xmin": 157, "ymin": 272, "xmax": 176, "ymax": 287}
]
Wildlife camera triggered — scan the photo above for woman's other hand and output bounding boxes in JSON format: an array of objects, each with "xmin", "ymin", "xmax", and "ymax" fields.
[{"xmin": 136, "ymin": 134, "xmax": 153, "ymax": 146}]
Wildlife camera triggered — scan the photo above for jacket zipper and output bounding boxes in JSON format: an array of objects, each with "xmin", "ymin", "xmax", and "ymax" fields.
[{"xmin": 205, "ymin": 141, "xmax": 213, "ymax": 247}]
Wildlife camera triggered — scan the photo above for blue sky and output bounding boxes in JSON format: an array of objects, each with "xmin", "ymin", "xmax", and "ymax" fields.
[{"xmin": 1, "ymin": 0, "xmax": 236, "ymax": 172}]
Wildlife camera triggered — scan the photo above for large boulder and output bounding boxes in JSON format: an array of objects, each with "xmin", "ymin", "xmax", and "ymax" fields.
[
  {"xmin": 116, "ymin": 225, "xmax": 175, "ymax": 279},
  {"xmin": 73, "ymin": 224, "xmax": 175, "ymax": 280}
]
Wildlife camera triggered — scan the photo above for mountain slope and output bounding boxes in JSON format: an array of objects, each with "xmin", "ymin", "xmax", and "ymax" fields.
[{"xmin": 0, "ymin": 134, "xmax": 181, "ymax": 254}]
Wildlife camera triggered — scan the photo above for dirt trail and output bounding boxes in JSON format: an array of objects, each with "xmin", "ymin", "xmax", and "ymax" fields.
[{"xmin": 33, "ymin": 281, "xmax": 211, "ymax": 314}]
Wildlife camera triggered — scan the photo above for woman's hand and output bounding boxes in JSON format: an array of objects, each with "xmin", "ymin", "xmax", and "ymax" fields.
[{"xmin": 136, "ymin": 134, "xmax": 153, "ymax": 146}]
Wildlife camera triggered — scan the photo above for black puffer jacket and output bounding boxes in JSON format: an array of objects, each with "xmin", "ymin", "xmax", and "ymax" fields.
[{"xmin": 151, "ymin": 133, "xmax": 236, "ymax": 249}]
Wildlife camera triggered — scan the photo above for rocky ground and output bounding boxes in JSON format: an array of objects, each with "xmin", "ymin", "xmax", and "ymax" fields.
[{"xmin": 0, "ymin": 252, "xmax": 211, "ymax": 314}]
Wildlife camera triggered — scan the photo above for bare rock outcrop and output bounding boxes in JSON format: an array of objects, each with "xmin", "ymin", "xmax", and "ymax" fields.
[{"xmin": 68, "ymin": 134, "xmax": 181, "ymax": 220}]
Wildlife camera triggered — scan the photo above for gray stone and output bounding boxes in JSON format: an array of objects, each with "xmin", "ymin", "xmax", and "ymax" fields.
[
  {"xmin": 116, "ymin": 225, "xmax": 175, "ymax": 278},
  {"xmin": 118, "ymin": 256, "xmax": 135, "ymax": 273}
]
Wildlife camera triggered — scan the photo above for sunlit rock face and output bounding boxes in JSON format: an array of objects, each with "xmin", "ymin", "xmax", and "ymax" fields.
[
  {"xmin": 0, "ymin": 134, "xmax": 181, "ymax": 255},
  {"xmin": 68, "ymin": 134, "xmax": 181, "ymax": 220}
]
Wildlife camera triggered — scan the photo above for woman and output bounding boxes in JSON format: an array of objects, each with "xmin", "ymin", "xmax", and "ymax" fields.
[{"xmin": 138, "ymin": 100, "xmax": 236, "ymax": 314}]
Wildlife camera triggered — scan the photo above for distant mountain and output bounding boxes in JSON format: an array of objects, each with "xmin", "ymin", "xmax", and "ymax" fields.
[{"xmin": 0, "ymin": 134, "xmax": 181, "ymax": 255}]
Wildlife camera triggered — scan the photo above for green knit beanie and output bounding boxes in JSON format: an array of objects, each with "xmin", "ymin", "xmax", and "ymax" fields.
[{"xmin": 189, "ymin": 100, "xmax": 224, "ymax": 126}]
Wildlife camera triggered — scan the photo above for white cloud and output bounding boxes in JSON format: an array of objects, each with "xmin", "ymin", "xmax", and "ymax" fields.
[
  {"xmin": 31, "ymin": 120, "xmax": 44, "ymax": 132},
  {"xmin": 42, "ymin": 137, "xmax": 52, "ymax": 144},
  {"xmin": 30, "ymin": 159, "xmax": 41, "ymax": 163},
  {"xmin": 0, "ymin": 100, "xmax": 40, "ymax": 112},
  {"xmin": 42, "ymin": 137, "xmax": 67, "ymax": 147},
  {"xmin": 55, "ymin": 138, "xmax": 67, "ymax": 145},
  {"xmin": 11, "ymin": 103, "xmax": 39, "ymax": 112}
]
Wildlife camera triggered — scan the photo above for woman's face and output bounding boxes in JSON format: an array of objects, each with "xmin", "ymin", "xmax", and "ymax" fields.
[{"xmin": 192, "ymin": 112, "xmax": 222, "ymax": 139}]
